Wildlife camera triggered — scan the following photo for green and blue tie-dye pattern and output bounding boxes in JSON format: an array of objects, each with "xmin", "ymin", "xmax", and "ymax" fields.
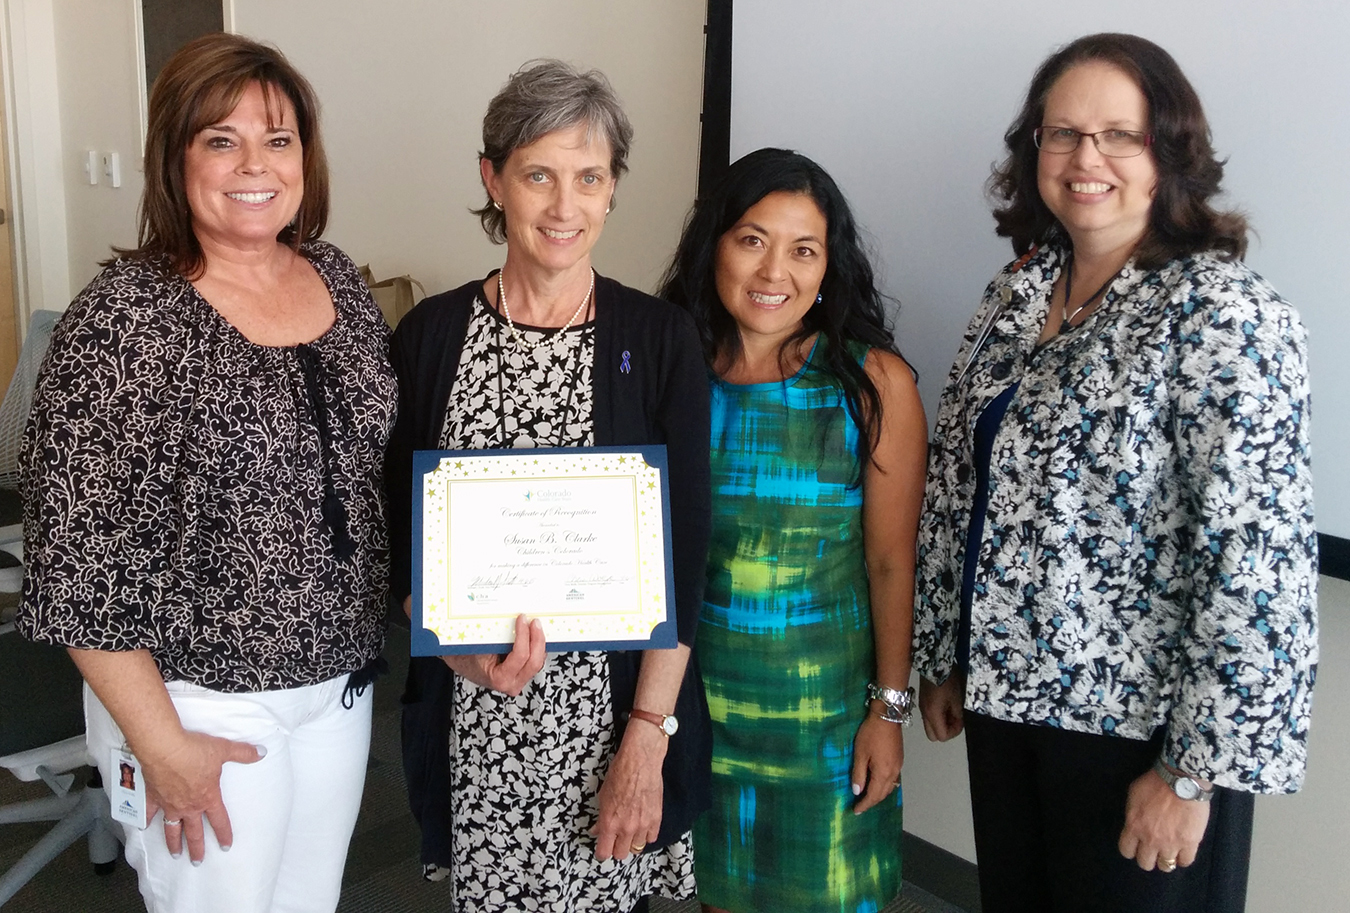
[{"xmin": 694, "ymin": 339, "xmax": 902, "ymax": 913}]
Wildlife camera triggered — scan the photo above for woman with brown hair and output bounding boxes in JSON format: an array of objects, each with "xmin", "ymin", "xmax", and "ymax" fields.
[
  {"xmin": 16, "ymin": 33, "xmax": 394, "ymax": 913},
  {"xmin": 914, "ymin": 32, "xmax": 1318, "ymax": 913}
]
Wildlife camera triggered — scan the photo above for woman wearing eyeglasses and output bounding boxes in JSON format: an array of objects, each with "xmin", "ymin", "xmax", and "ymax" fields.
[{"xmin": 913, "ymin": 33, "xmax": 1317, "ymax": 912}]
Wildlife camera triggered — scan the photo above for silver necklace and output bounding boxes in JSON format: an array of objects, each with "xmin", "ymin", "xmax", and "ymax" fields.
[
  {"xmin": 497, "ymin": 268, "xmax": 594, "ymax": 353},
  {"xmin": 1060, "ymin": 255, "xmax": 1118, "ymax": 332}
]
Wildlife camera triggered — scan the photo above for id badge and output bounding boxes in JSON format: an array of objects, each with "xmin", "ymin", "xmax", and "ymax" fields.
[{"xmin": 110, "ymin": 747, "xmax": 149, "ymax": 829}]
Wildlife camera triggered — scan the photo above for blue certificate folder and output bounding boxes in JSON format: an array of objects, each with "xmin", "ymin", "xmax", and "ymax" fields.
[{"xmin": 411, "ymin": 445, "xmax": 679, "ymax": 656}]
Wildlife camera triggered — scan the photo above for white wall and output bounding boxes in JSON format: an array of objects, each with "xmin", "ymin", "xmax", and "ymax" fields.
[
  {"xmin": 231, "ymin": 0, "xmax": 707, "ymax": 296},
  {"xmin": 1248, "ymin": 576, "xmax": 1350, "ymax": 912},
  {"xmin": 731, "ymin": 4, "xmax": 1350, "ymax": 909},
  {"xmin": 906, "ymin": 577, "xmax": 1350, "ymax": 912},
  {"xmin": 731, "ymin": 0, "xmax": 1350, "ymax": 540}
]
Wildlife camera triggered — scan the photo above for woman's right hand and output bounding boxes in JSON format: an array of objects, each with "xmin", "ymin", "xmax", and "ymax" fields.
[
  {"xmin": 69, "ymin": 647, "xmax": 265, "ymax": 864},
  {"xmin": 442, "ymin": 614, "xmax": 547, "ymax": 696},
  {"xmin": 919, "ymin": 673, "xmax": 966, "ymax": 742},
  {"xmin": 141, "ymin": 731, "xmax": 266, "ymax": 862}
]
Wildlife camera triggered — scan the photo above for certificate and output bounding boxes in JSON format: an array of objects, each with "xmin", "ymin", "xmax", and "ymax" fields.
[{"xmin": 410, "ymin": 446, "xmax": 678, "ymax": 656}]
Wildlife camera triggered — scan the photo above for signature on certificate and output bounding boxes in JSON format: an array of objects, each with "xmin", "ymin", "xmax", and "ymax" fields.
[{"xmin": 468, "ymin": 571, "xmax": 532, "ymax": 590}]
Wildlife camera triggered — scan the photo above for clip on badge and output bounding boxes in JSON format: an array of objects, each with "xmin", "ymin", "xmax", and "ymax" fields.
[{"xmin": 110, "ymin": 747, "xmax": 150, "ymax": 829}]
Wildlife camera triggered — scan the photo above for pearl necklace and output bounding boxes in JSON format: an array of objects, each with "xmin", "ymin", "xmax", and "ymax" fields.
[{"xmin": 497, "ymin": 268, "xmax": 594, "ymax": 353}]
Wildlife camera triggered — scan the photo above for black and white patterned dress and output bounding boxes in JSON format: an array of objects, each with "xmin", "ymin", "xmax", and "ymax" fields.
[{"xmin": 439, "ymin": 295, "xmax": 695, "ymax": 912}]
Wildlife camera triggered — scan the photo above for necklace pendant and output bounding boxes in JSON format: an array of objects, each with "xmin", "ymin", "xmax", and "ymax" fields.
[{"xmin": 1059, "ymin": 253, "xmax": 1120, "ymax": 334}]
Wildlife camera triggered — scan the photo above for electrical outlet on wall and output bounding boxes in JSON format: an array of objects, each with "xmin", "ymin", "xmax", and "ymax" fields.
[{"xmin": 102, "ymin": 152, "xmax": 122, "ymax": 188}]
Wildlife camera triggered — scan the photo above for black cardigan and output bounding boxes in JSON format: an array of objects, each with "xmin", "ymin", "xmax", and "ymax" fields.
[{"xmin": 387, "ymin": 273, "xmax": 713, "ymax": 863}]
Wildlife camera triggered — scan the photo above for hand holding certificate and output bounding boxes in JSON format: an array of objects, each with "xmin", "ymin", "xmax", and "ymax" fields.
[{"xmin": 411, "ymin": 446, "xmax": 678, "ymax": 656}]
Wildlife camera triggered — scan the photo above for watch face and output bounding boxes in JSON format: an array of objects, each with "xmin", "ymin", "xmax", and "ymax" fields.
[
  {"xmin": 1174, "ymin": 777, "xmax": 1201, "ymax": 801},
  {"xmin": 662, "ymin": 715, "xmax": 679, "ymax": 736}
]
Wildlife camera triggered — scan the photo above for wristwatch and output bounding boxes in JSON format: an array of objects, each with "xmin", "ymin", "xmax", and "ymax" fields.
[
  {"xmin": 628, "ymin": 709, "xmax": 678, "ymax": 737},
  {"xmin": 865, "ymin": 682, "xmax": 916, "ymax": 726},
  {"xmin": 1153, "ymin": 758, "xmax": 1214, "ymax": 802}
]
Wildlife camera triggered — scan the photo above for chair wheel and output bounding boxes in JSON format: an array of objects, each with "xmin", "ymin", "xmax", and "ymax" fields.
[{"xmin": 94, "ymin": 860, "xmax": 117, "ymax": 876}]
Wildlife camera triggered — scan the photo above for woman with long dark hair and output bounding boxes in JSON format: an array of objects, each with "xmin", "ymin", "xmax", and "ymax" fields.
[
  {"xmin": 913, "ymin": 33, "xmax": 1317, "ymax": 912},
  {"xmin": 659, "ymin": 148, "xmax": 927, "ymax": 913}
]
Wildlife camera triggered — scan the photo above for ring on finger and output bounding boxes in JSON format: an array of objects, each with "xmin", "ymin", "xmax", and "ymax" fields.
[
  {"xmin": 1159, "ymin": 858, "xmax": 1177, "ymax": 873},
  {"xmin": 163, "ymin": 819, "xmax": 183, "ymax": 827},
  {"xmin": 630, "ymin": 843, "xmax": 645, "ymax": 853}
]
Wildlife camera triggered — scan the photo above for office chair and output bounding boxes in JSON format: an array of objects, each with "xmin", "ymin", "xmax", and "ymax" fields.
[
  {"xmin": 0, "ymin": 309, "xmax": 119, "ymax": 906},
  {"xmin": 0, "ymin": 310, "xmax": 60, "ymax": 601},
  {"xmin": 0, "ymin": 626, "xmax": 121, "ymax": 907}
]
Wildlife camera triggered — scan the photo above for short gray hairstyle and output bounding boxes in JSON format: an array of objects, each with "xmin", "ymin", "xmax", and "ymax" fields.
[{"xmin": 474, "ymin": 59, "xmax": 634, "ymax": 244}]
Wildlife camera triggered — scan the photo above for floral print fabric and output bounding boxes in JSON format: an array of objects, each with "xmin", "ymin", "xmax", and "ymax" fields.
[
  {"xmin": 914, "ymin": 246, "xmax": 1318, "ymax": 794},
  {"xmin": 17, "ymin": 242, "xmax": 396, "ymax": 693},
  {"xmin": 438, "ymin": 298, "xmax": 695, "ymax": 911},
  {"xmin": 441, "ymin": 296, "xmax": 595, "ymax": 450}
]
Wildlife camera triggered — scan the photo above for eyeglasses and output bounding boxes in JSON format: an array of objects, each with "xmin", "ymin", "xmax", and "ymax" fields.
[{"xmin": 1034, "ymin": 126, "xmax": 1153, "ymax": 158}]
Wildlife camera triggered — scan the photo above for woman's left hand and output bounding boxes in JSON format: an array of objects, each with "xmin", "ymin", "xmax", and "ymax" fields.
[
  {"xmin": 851, "ymin": 705, "xmax": 904, "ymax": 814},
  {"xmin": 1117, "ymin": 767, "xmax": 1211, "ymax": 871},
  {"xmin": 591, "ymin": 721, "xmax": 668, "ymax": 861}
]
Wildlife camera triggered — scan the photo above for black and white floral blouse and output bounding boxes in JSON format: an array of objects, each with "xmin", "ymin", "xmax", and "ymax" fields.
[
  {"xmin": 17, "ymin": 241, "xmax": 397, "ymax": 694},
  {"xmin": 913, "ymin": 245, "xmax": 1318, "ymax": 794}
]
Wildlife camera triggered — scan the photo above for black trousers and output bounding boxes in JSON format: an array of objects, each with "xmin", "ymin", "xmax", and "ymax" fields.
[{"xmin": 964, "ymin": 712, "xmax": 1254, "ymax": 913}]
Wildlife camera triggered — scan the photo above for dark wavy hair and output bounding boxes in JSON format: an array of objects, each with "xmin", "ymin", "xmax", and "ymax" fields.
[
  {"xmin": 990, "ymin": 32, "xmax": 1247, "ymax": 269},
  {"xmin": 114, "ymin": 33, "xmax": 329, "ymax": 278},
  {"xmin": 658, "ymin": 147, "xmax": 901, "ymax": 473}
]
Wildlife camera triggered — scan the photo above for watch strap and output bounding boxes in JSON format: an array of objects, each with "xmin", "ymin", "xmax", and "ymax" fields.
[
  {"xmin": 865, "ymin": 683, "xmax": 916, "ymax": 726},
  {"xmin": 628, "ymin": 709, "xmax": 677, "ymax": 737},
  {"xmin": 1153, "ymin": 757, "xmax": 1215, "ymax": 802}
]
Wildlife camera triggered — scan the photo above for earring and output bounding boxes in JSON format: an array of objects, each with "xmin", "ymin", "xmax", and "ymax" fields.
[
  {"xmin": 492, "ymin": 200, "xmax": 503, "ymax": 211},
  {"xmin": 815, "ymin": 293, "xmax": 823, "ymax": 305}
]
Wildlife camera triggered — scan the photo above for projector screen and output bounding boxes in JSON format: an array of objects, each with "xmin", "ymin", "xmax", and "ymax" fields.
[{"xmin": 726, "ymin": 0, "xmax": 1350, "ymax": 542}]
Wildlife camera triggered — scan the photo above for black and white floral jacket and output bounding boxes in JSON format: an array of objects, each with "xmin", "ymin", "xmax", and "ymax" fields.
[{"xmin": 913, "ymin": 245, "xmax": 1318, "ymax": 794}]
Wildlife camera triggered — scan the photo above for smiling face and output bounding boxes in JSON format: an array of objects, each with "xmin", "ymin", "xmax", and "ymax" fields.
[
  {"xmin": 714, "ymin": 191, "xmax": 828, "ymax": 349},
  {"xmin": 1037, "ymin": 60, "xmax": 1158, "ymax": 254},
  {"xmin": 183, "ymin": 81, "xmax": 303, "ymax": 252},
  {"xmin": 481, "ymin": 123, "xmax": 615, "ymax": 276}
]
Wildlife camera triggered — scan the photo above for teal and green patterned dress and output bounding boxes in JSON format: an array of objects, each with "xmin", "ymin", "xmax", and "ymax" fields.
[{"xmin": 694, "ymin": 339, "xmax": 903, "ymax": 913}]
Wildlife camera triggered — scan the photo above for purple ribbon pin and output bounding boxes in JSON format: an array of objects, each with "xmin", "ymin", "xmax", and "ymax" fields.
[{"xmin": 620, "ymin": 350, "xmax": 631, "ymax": 374}]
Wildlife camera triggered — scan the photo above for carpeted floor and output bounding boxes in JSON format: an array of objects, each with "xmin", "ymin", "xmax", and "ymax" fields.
[{"xmin": 0, "ymin": 622, "xmax": 967, "ymax": 912}]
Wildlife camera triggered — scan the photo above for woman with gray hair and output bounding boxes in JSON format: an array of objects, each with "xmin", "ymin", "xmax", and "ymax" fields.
[{"xmin": 385, "ymin": 60, "xmax": 711, "ymax": 912}]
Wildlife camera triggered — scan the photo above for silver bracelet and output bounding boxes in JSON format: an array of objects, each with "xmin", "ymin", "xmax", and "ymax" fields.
[{"xmin": 865, "ymin": 683, "xmax": 916, "ymax": 726}]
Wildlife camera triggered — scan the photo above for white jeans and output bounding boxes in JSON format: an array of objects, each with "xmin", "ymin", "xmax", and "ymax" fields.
[{"xmin": 85, "ymin": 674, "xmax": 372, "ymax": 913}]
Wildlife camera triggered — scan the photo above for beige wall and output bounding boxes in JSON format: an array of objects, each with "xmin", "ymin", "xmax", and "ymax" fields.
[
  {"xmin": 5, "ymin": 0, "xmax": 703, "ymax": 317},
  {"xmin": 3, "ymin": 0, "xmax": 74, "ymax": 315},
  {"xmin": 2, "ymin": 0, "xmax": 144, "ymax": 313},
  {"xmin": 231, "ymin": 0, "xmax": 707, "ymax": 296},
  {"xmin": 50, "ymin": 0, "xmax": 143, "ymax": 292}
]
